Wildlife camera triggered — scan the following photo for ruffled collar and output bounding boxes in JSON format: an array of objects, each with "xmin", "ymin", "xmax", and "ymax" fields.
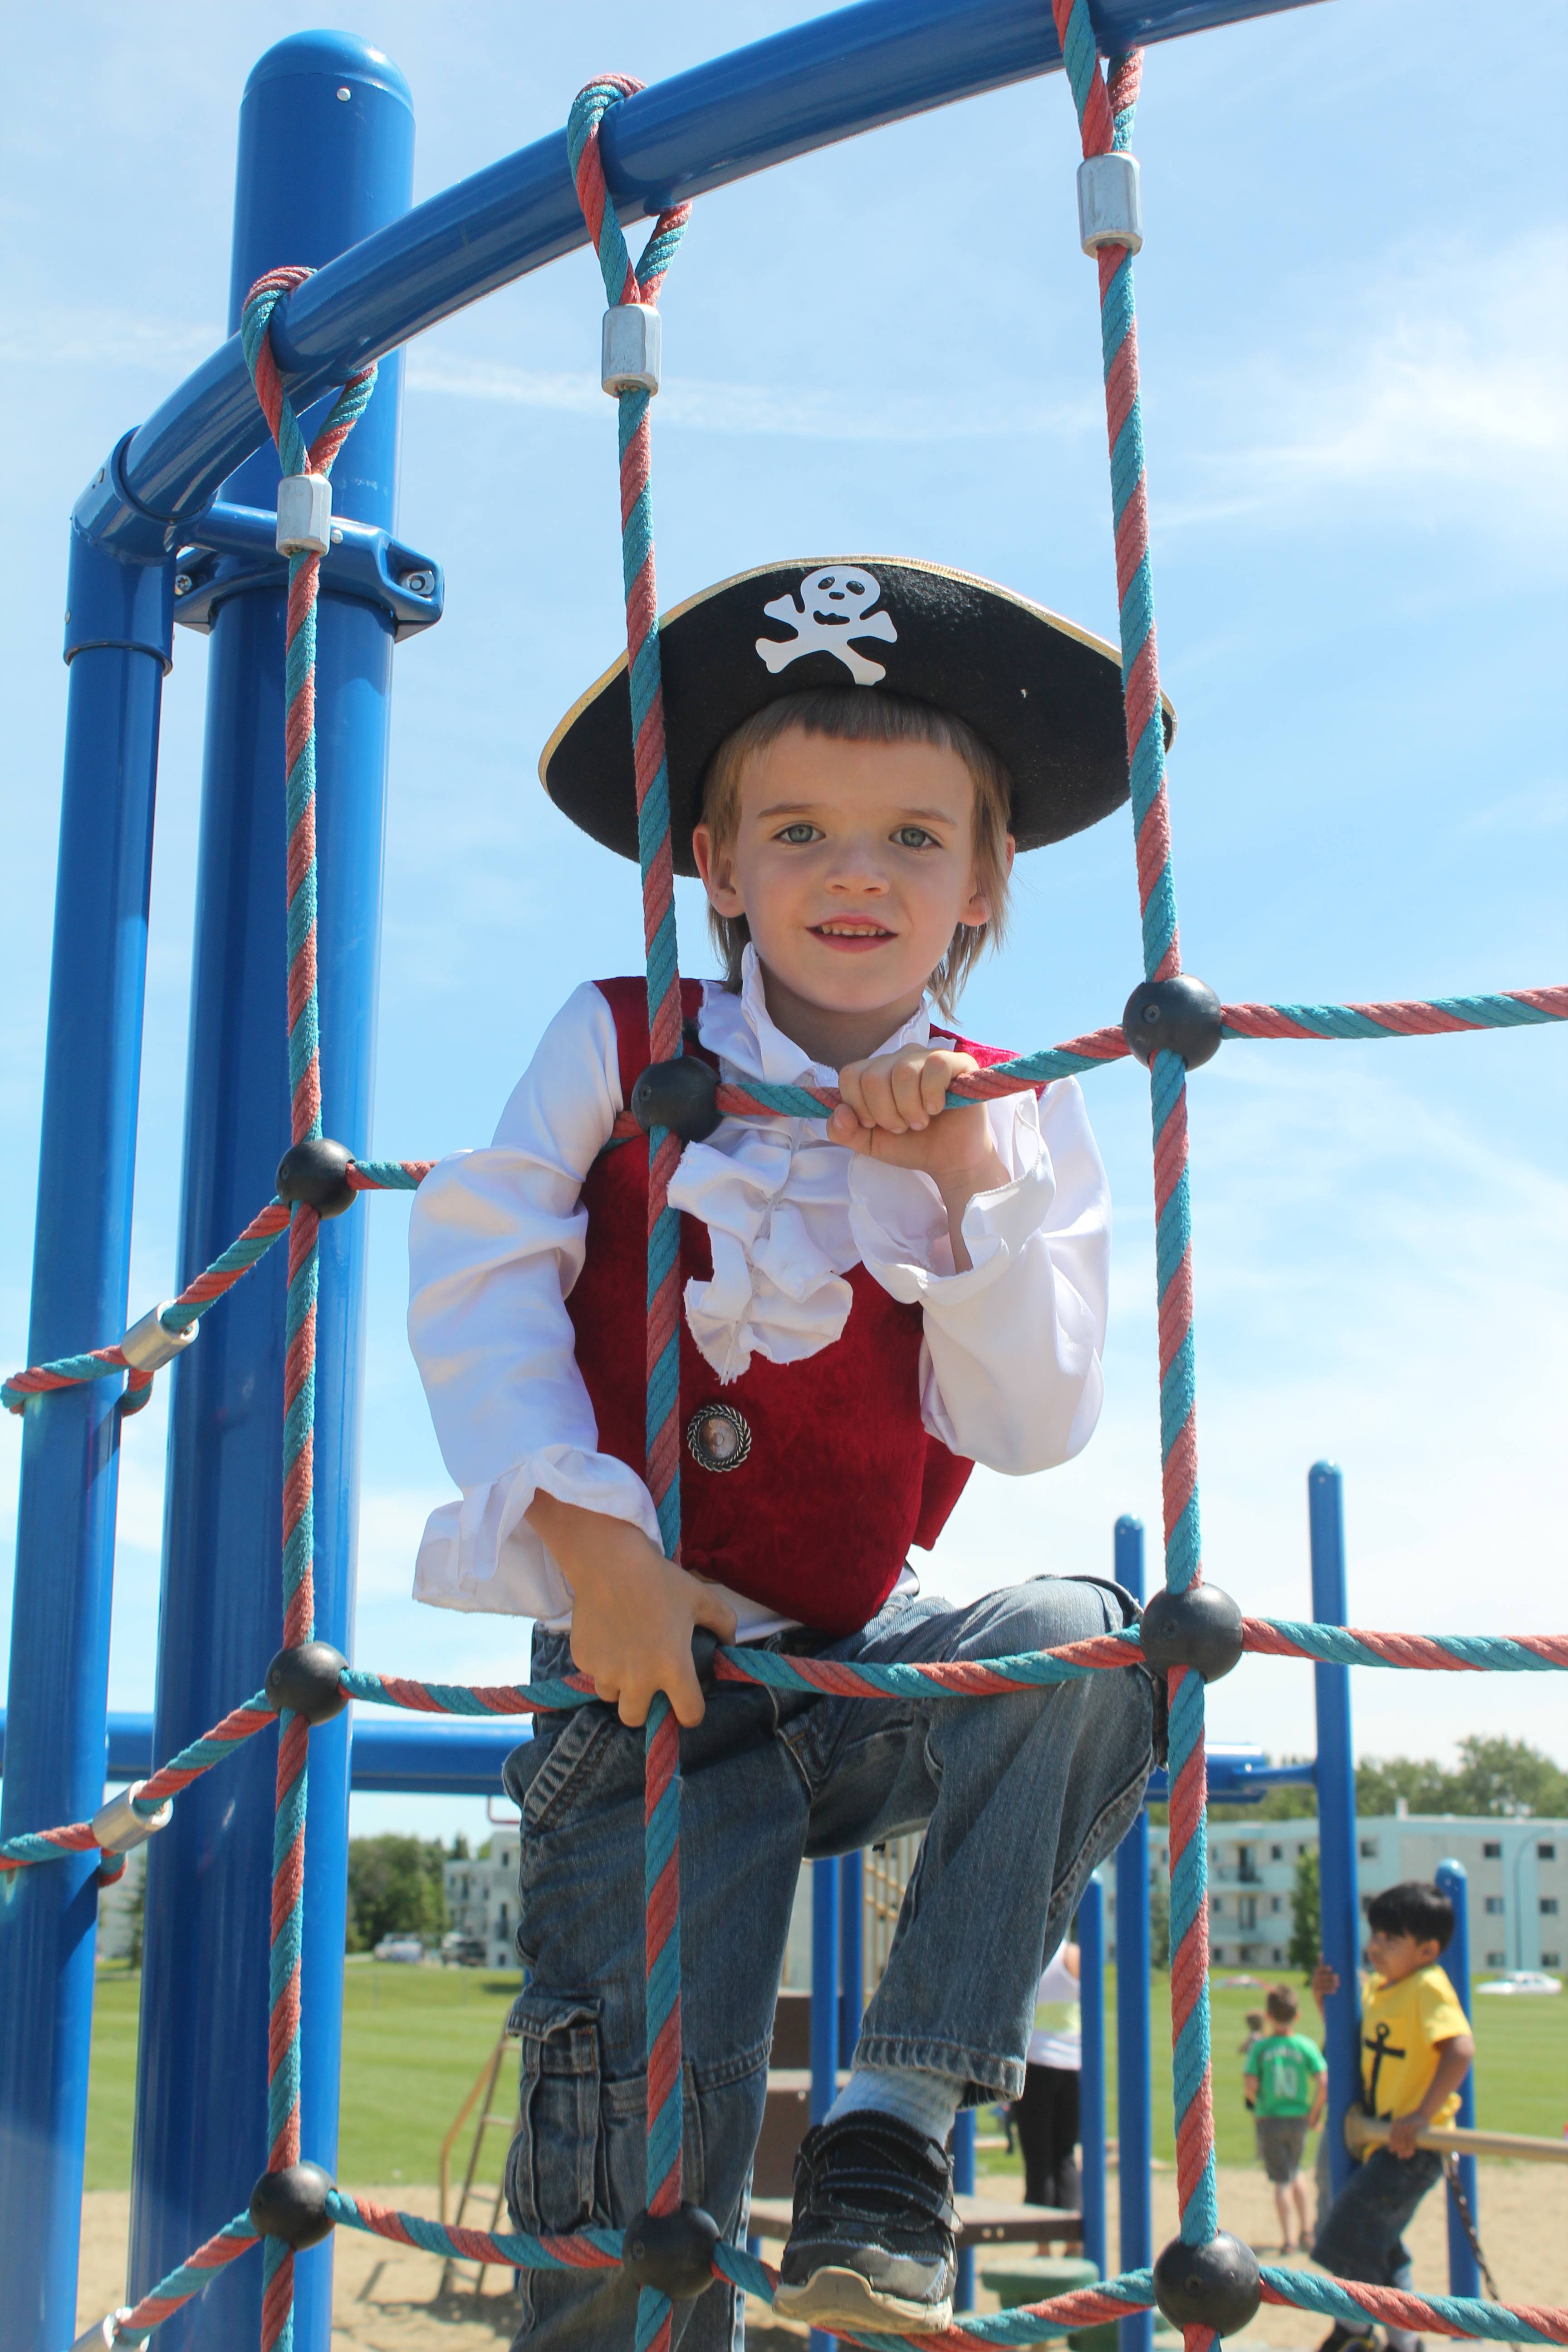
[
  {"xmin": 700, "ymin": 943, "xmax": 934, "ymax": 1084},
  {"xmin": 664, "ymin": 948, "xmax": 937, "ymax": 1384}
]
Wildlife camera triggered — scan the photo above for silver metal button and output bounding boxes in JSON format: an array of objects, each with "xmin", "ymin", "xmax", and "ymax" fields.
[{"xmin": 686, "ymin": 1404, "xmax": 752, "ymax": 1473}]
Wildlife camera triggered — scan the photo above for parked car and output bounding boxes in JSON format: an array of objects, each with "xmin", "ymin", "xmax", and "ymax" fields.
[
  {"xmin": 441, "ymin": 1931, "xmax": 487, "ymax": 1968},
  {"xmin": 1475, "ymin": 1970, "xmax": 1561, "ymax": 1995},
  {"xmin": 372, "ymin": 1933, "xmax": 426, "ymax": 1964}
]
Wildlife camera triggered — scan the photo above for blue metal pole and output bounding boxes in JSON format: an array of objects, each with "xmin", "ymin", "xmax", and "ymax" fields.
[
  {"xmin": 1435, "ymin": 1859, "xmax": 1480, "ymax": 2297},
  {"xmin": 127, "ymin": 39, "xmax": 412, "ymax": 2352},
  {"xmin": 1113, "ymin": 1516, "xmax": 1154, "ymax": 2352},
  {"xmin": 838, "ymin": 1850, "xmax": 864, "ymax": 2068},
  {"xmin": 808, "ymin": 1856, "xmax": 841, "ymax": 2352},
  {"xmin": 1308, "ymin": 1461, "xmax": 1362, "ymax": 2206},
  {"xmin": 809, "ymin": 1857, "xmax": 840, "ymax": 2127},
  {"xmin": 953, "ymin": 2107, "xmax": 976, "ymax": 2312},
  {"xmin": 1078, "ymin": 1877, "xmax": 1107, "ymax": 2276},
  {"xmin": 0, "ymin": 539, "xmax": 172, "ymax": 2352}
]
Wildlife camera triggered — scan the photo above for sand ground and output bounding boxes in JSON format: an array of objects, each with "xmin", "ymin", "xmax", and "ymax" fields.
[{"xmin": 77, "ymin": 2161, "xmax": 1563, "ymax": 2347}]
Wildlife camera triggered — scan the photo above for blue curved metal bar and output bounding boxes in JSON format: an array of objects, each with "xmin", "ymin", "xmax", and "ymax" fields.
[{"xmin": 82, "ymin": 0, "xmax": 1324, "ymax": 555}]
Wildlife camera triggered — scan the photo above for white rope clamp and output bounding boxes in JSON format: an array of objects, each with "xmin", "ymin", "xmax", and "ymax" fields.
[
  {"xmin": 1077, "ymin": 152, "xmax": 1143, "ymax": 255},
  {"xmin": 92, "ymin": 1782, "xmax": 173, "ymax": 1855},
  {"xmin": 71, "ymin": 2313, "xmax": 134, "ymax": 2351},
  {"xmin": 275, "ymin": 470, "xmax": 333, "ymax": 556},
  {"xmin": 602, "ymin": 304, "xmax": 661, "ymax": 395},
  {"xmin": 119, "ymin": 1303, "xmax": 199, "ymax": 1376}
]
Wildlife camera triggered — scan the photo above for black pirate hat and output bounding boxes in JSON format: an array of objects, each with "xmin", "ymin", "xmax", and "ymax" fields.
[{"xmin": 539, "ymin": 557, "xmax": 1175, "ymax": 877}]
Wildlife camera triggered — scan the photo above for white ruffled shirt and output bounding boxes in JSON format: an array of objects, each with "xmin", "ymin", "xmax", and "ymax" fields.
[{"xmin": 407, "ymin": 950, "xmax": 1111, "ymax": 1636}]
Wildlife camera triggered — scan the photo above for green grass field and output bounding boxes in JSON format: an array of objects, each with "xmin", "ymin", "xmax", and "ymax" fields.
[{"xmin": 86, "ymin": 1960, "xmax": 1567, "ymax": 2191}]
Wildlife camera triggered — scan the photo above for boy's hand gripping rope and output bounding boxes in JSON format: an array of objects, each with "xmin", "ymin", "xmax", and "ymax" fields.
[{"xmin": 239, "ymin": 262, "xmax": 377, "ymax": 2352}]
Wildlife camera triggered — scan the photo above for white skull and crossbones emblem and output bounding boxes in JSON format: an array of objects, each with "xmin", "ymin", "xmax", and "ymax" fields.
[{"xmin": 755, "ymin": 567, "xmax": 898, "ymax": 686}]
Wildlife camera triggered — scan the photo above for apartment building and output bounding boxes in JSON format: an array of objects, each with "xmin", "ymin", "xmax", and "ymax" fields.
[{"xmin": 1112, "ymin": 1813, "xmax": 1566, "ymax": 1975}]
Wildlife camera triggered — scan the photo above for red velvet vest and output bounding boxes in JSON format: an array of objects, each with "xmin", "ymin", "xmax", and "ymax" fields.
[{"xmin": 565, "ymin": 977, "xmax": 1017, "ymax": 1636}]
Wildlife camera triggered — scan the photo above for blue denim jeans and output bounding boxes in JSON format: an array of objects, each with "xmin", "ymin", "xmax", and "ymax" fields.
[
  {"xmin": 1312, "ymin": 2144, "xmax": 1444, "ymax": 2290},
  {"xmin": 499, "ymin": 1574, "xmax": 1156, "ymax": 2347}
]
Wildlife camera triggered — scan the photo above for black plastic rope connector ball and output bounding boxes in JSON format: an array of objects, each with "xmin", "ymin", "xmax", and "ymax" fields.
[
  {"xmin": 1152, "ymin": 2230, "xmax": 1263, "ymax": 2333},
  {"xmin": 1122, "ymin": 976, "xmax": 1225, "ymax": 1069},
  {"xmin": 248, "ymin": 2161, "xmax": 338, "ymax": 2250},
  {"xmin": 1137, "ymin": 1584, "xmax": 1246, "ymax": 1683},
  {"xmin": 275, "ymin": 1136, "xmax": 357, "ymax": 1219},
  {"xmin": 630, "ymin": 1057, "xmax": 722, "ymax": 1142},
  {"xmin": 620, "ymin": 2202, "xmax": 721, "ymax": 2299},
  {"xmin": 265, "ymin": 1641, "xmax": 350, "ymax": 1725}
]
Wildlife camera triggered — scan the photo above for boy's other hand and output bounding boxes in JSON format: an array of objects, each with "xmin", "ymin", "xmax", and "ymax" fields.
[
  {"xmin": 1386, "ymin": 2111, "xmax": 1423, "ymax": 2159},
  {"xmin": 525, "ymin": 1493, "xmax": 737, "ymax": 1728},
  {"xmin": 1310, "ymin": 1959, "xmax": 1340, "ymax": 2004}
]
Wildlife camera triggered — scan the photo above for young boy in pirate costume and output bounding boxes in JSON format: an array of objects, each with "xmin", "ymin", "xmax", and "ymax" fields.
[{"xmin": 408, "ymin": 559, "xmax": 1166, "ymax": 2342}]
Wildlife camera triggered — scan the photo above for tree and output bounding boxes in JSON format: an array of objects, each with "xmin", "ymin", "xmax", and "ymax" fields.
[
  {"xmin": 346, "ymin": 1835, "xmax": 451, "ymax": 1952},
  {"xmin": 1288, "ymin": 1845, "xmax": 1320, "ymax": 1976},
  {"xmin": 1355, "ymin": 1737, "xmax": 1568, "ymax": 1820}
]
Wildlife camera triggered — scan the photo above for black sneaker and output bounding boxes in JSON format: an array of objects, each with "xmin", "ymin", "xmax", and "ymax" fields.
[
  {"xmin": 772, "ymin": 2111, "xmax": 959, "ymax": 2334},
  {"xmin": 1316, "ymin": 2328, "xmax": 1377, "ymax": 2352}
]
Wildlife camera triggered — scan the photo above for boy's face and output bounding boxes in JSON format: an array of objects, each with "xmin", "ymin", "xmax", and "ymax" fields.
[
  {"xmin": 693, "ymin": 728, "xmax": 1009, "ymax": 1024},
  {"xmin": 1366, "ymin": 1927, "xmax": 1443, "ymax": 1984}
]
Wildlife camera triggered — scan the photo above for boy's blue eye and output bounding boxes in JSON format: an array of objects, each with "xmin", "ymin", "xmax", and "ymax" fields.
[
  {"xmin": 894, "ymin": 826, "xmax": 939, "ymax": 849},
  {"xmin": 776, "ymin": 823, "xmax": 820, "ymax": 844}
]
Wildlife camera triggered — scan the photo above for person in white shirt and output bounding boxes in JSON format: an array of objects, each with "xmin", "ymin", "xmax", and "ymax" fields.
[
  {"xmin": 407, "ymin": 559, "xmax": 1162, "ymax": 2342},
  {"xmin": 1015, "ymin": 1940, "xmax": 1083, "ymax": 2212}
]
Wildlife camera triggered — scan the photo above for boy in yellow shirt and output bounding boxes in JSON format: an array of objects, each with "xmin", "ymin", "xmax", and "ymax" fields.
[{"xmin": 1309, "ymin": 1882, "xmax": 1475, "ymax": 2352}]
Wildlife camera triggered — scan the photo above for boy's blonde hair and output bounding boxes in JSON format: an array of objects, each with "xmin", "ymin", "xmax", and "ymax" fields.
[{"xmin": 699, "ymin": 687, "xmax": 1014, "ymax": 1017}]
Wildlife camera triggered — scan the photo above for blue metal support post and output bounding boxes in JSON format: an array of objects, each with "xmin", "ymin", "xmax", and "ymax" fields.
[
  {"xmin": 952, "ymin": 2107, "xmax": 976, "ymax": 2311},
  {"xmin": 1435, "ymin": 1858, "xmax": 1480, "ymax": 2296},
  {"xmin": 1113, "ymin": 1515, "xmax": 1154, "ymax": 2352},
  {"xmin": 808, "ymin": 1856, "xmax": 842, "ymax": 2352},
  {"xmin": 838, "ymin": 1849, "xmax": 864, "ymax": 2067},
  {"xmin": 809, "ymin": 1857, "xmax": 840, "ymax": 2127},
  {"xmin": 1308, "ymin": 1461, "xmax": 1362, "ymax": 2205},
  {"xmin": 1078, "ymin": 1876, "xmax": 1107, "ymax": 2276},
  {"xmin": 127, "ymin": 39, "xmax": 412, "ymax": 2352},
  {"xmin": 0, "ymin": 538, "xmax": 172, "ymax": 2351}
]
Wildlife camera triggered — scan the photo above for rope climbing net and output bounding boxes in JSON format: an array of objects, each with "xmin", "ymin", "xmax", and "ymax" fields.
[{"xmin": 5, "ymin": 33, "xmax": 1567, "ymax": 2352}]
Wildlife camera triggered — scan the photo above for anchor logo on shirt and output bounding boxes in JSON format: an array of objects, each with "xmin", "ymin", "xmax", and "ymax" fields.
[{"xmin": 1362, "ymin": 2020, "xmax": 1406, "ymax": 2116}]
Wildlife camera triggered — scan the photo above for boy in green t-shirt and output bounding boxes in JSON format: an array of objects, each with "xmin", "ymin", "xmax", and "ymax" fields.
[{"xmin": 1245, "ymin": 1983, "xmax": 1326, "ymax": 2253}]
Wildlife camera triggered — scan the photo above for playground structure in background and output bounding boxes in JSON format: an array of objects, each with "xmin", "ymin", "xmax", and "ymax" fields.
[{"xmin": 0, "ymin": 9, "xmax": 1565, "ymax": 2352}]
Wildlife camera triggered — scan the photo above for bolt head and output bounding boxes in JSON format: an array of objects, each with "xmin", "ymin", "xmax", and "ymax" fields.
[
  {"xmin": 1137, "ymin": 1583, "xmax": 1245, "ymax": 1683},
  {"xmin": 266, "ymin": 1640, "xmax": 349, "ymax": 1725},
  {"xmin": 1153, "ymin": 2232, "xmax": 1261, "ymax": 2334},
  {"xmin": 1122, "ymin": 976, "xmax": 1224, "ymax": 1070},
  {"xmin": 249, "ymin": 2161, "xmax": 337, "ymax": 2250},
  {"xmin": 174, "ymin": 573, "xmax": 193, "ymax": 596},
  {"xmin": 275, "ymin": 1136, "xmax": 357, "ymax": 1219}
]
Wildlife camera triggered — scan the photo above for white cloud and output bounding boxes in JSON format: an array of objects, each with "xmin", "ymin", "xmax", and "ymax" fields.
[
  {"xmin": 0, "ymin": 306, "xmax": 222, "ymax": 373},
  {"xmin": 1159, "ymin": 229, "xmax": 1568, "ymax": 534},
  {"xmin": 404, "ymin": 345, "xmax": 1097, "ymax": 444}
]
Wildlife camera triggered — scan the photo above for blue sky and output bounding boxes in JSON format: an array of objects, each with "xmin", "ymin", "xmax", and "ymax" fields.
[{"xmin": 3, "ymin": 0, "xmax": 1564, "ymax": 1846}]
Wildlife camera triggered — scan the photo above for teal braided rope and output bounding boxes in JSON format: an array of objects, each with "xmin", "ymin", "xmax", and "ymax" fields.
[
  {"xmin": 566, "ymin": 78, "xmax": 691, "ymax": 1575},
  {"xmin": 108, "ymin": 2211, "xmax": 260, "ymax": 2343},
  {"xmin": 566, "ymin": 82, "xmax": 695, "ymax": 2352},
  {"xmin": 1049, "ymin": 21, "xmax": 1221, "ymax": 2282},
  {"xmin": 241, "ymin": 261, "xmax": 376, "ymax": 2352}
]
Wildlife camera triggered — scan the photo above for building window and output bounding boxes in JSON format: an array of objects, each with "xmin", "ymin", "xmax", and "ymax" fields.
[
  {"xmin": 1483, "ymin": 1841, "xmax": 1502, "ymax": 1859},
  {"xmin": 1359, "ymin": 1839, "xmax": 1377, "ymax": 1859},
  {"xmin": 1485, "ymin": 1950, "xmax": 1506, "ymax": 1966},
  {"xmin": 1542, "ymin": 1898, "xmax": 1560, "ymax": 1916},
  {"xmin": 1270, "ymin": 1845, "xmax": 1284, "ymax": 1861},
  {"xmin": 1542, "ymin": 1951, "xmax": 1561, "ymax": 1967},
  {"xmin": 1484, "ymin": 1897, "xmax": 1505, "ymax": 1915},
  {"xmin": 1539, "ymin": 1843, "xmax": 1557, "ymax": 1861},
  {"xmin": 1239, "ymin": 1897, "xmax": 1259, "ymax": 1931},
  {"xmin": 1271, "ymin": 1896, "xmax": 1283, "ymax": 1913}
]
